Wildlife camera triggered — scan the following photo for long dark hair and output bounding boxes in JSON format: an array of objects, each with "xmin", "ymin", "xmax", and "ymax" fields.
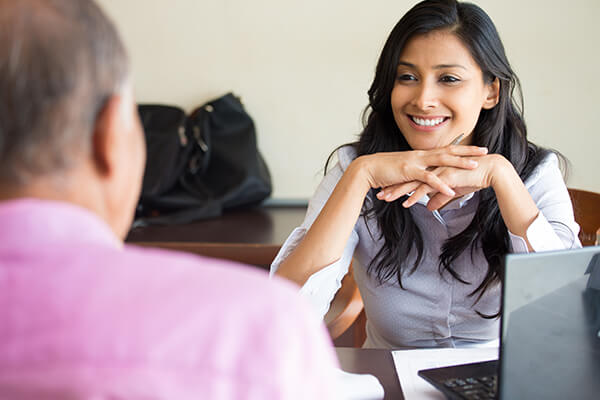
[{"xmin": 329, "ymin": 0, "xmax": 551, "ymax": 315}]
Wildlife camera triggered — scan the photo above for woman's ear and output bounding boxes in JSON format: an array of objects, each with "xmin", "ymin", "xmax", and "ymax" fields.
[{"xmin": 482, "ymin": 77, "xmax": 500, "ymax": 110}]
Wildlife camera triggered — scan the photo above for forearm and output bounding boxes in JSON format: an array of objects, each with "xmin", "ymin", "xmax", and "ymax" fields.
[
  {"xmin": 276, "ymin": 146, "xmax": 484, "ymax": 285},
  {"xmin": 491, "ymin": 156, "xmax": 539, "ymax": 251},
  {"xmin": 276, "ymin": 159, "xmax": 370, "ymax": 286}
]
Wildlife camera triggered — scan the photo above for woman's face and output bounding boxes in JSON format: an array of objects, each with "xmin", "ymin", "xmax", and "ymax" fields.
[{"xmin": 391, "ymin": 30, "xmax": 499, "ymax": 150}]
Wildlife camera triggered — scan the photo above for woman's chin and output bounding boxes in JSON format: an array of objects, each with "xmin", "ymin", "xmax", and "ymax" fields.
[{"xmin": 405, "ymin": 140, "xmax": 438, "ymax": 151}]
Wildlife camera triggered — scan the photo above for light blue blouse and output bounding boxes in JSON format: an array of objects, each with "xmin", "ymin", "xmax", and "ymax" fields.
[{"xmin": 271, "ymin": 146, "xmax": 581, "ymax": 349}]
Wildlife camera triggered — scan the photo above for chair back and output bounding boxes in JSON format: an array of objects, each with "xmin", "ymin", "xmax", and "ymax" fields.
[
  {"xmin": 568, "ymin": 188, "xmax": 600, "ymax": 246},
  {"xmin": 324, "ymin": 263, "xmax": 364, "ymax": 344}
]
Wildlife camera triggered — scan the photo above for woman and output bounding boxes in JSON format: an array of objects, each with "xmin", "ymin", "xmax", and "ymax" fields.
[{"xmin": 272, "ymin": 0, "xmax": 580, "ymax": 349}]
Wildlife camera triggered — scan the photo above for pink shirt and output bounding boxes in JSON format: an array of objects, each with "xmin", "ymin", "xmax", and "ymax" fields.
[{"xmin": 0, "ymin": 199, "xmax": 339, "ymax": 399}]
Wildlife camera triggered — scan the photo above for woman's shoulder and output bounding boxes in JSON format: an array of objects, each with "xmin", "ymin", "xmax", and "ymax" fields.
[
  {"xmin": 334, "ymin": 145, "xmax": 358, "ymax": 171},
  {"xmin": 523, "ymin": 151, "xmax": 562, "ymax": 188},
  {"xmin": 311, "ymin": 145, "xmax": 363, "ymax": 208}
]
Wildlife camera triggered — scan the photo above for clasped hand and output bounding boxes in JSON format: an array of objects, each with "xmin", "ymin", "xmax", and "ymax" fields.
[{"xmin": 359, "ymin": 145, "xmax": 499, "ymax": 211}]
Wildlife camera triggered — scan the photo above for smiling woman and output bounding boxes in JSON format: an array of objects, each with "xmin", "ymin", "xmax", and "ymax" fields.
[
  {"xmin": 271, "ymin": 0, "xmax": 582, "ymax": 349},
  {"xmin": 392, "ymin": 30, "xmax": 500, "ymax": 150}
]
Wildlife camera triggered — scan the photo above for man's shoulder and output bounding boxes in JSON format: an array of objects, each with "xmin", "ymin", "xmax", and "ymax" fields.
[
  {"xmin": 15, "ymin": 242, "xmax": 319, "ymax": 361},
  {"xmin": 118, "ymin": 244, "xmax": 302, "ymax": 302},
  {"xmin": 3, "ymin": 235, "xmax": 337, "ymax": 398},
  {"xmin": 95, "ymin": 245, "xmax": 328, "ymax": 371}
]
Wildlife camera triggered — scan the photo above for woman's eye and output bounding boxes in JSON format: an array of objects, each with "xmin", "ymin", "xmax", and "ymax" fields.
[
  {"xmin": 397, "ymin": 74, "xmax": 416, "ymax": 82},
  {"xmin": 440, "ymin": 75, "xmax": 460, "ymax": 83}
]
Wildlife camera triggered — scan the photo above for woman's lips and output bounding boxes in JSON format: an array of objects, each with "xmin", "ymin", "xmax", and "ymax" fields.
[{"xmin": 407, "ymin": 115, "xmax": 450, "ymax": 131}]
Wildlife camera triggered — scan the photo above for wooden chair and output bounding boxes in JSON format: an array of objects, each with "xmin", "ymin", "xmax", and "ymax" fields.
[
  {"xmin": 323, "ymin": 263, "xmax": 367, "ymax": 347},
  {"xmin": 326, "ymin": 188, "xmax": 600, "ymax": 346},
  {"xmin": 323, "ymin": 264, "xmax": 361, "ymax": 339},
  {"xmin": 568, "ymin": 188, "xmax": 600, "ymax": 246},
  {"xmin": 323, "ymin": 262, "xmax": 366, "ymax": 347}
]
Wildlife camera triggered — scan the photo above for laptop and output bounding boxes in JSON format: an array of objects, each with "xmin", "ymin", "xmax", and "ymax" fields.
[{"xmin": 418, "ymin": 246, "xmax": 600, "ymax": 400}]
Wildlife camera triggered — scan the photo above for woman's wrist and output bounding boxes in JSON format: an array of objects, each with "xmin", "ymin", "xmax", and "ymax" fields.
[
  {"xmin": 488, "ymin": 154, "xmax": 517, "ymax": 190},
  {"xmin": 487, "ymin": 153, "xmax": 539, "ymax": 244},
  {"xmin": 346, "ymin": 156, "xmax": 376, "ymax": 195}
]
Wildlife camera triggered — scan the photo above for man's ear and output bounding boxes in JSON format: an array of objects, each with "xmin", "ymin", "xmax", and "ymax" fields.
[
  {"xmin": 482, "ymin": 77, "xmax": 500, "ymax": 110},
  {"xmin": 92, "ymin": 95, "xmax": 125, "ymax": 177}
]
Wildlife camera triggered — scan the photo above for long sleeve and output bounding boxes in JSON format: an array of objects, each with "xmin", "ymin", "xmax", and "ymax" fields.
[
  {"xmin": 270, "ymin": 159, "xmax": 360, "ymax": 319},
  {"xmin": 509, "ymin": 153, "xmax": 581, "ymax": 252}
]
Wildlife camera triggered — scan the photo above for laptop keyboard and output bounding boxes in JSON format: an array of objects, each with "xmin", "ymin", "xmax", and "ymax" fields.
[{"xmin": 443, "ymin": 374, "xmax": 497, "ymax": 399}]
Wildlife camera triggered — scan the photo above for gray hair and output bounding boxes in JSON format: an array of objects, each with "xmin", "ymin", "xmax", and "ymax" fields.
[{"xmin": 0, "ymin": 0, "xmax": 129, "ymax": 184}]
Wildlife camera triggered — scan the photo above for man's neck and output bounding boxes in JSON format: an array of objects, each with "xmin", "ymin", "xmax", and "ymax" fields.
[{"xmin": 0, "ymin": 170, "xmax": 117, "ymax": 238}]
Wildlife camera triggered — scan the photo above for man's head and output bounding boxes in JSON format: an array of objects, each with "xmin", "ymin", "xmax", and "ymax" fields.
[{"xmin": 0, "ymin": 0, "xmax": 146, "ymax": 239}]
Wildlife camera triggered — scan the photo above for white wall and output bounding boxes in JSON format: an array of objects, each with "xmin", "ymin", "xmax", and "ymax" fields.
[{"xmin": 98, "ymin": 0, "xmax": 600, "ymax": 199}]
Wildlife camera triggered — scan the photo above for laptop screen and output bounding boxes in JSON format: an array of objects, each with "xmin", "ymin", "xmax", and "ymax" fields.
[{"xmin": 499, "ymin": 246, "xmax": 600, "ymax": 399}]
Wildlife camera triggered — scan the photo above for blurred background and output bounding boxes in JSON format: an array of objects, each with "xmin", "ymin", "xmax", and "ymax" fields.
[{"xmin": 98, "ymin": 0, "xmax": 600, "ymax": 199}]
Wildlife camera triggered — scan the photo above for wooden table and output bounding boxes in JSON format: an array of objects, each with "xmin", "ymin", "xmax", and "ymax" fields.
[
  {"xmin": 126, "ymin": 205, "xmax": 306, "ymax": 268},
  {"xmin": 336, "ymin": 347, "xmax": 403, "ymax": 399}
]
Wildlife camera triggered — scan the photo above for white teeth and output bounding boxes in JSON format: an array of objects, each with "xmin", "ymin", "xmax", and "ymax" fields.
[{"xmin": 412, "ymin": 116, "xmax": 445, "ymax": 127}]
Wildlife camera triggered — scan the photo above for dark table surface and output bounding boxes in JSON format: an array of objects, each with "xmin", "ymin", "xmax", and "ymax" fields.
[
  {"xmin": 336, "ymin": 347, "xmax": 403, "ymax": 400},
  {"xmin": 127, "ymin": 205, "xmax": 306, "ymax": 244},
  {"xmin": 126, "ymin": 205, "xmax": 307, "ymax": 267}
]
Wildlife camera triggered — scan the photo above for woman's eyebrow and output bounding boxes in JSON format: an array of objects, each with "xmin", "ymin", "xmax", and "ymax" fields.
[
  {"xmin": 433, "ymin": 64, "xmax": 467, "ymax": 70},
  {"xmin": 397, "ymin": 61, "xmax": 415, "ymax": 68},
  {"xmin": 397, "ymin": 61, "xmax": 467, "ymax": 70}
]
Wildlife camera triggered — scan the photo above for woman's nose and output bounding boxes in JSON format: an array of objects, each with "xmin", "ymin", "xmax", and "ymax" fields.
[{"xmin": 411, "ymin": 81, "xmax": 440, "ymax": 110}]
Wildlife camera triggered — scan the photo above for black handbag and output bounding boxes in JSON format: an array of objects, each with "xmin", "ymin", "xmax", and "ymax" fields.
[{"xmin": 134, "ymin": 93, "xmax": 272, "ymax": 226}]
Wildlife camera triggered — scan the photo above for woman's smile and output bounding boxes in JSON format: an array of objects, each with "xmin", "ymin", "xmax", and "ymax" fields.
[{"xmin": 407, "ymin": 115, "xmax": 450, "ymax": 131}]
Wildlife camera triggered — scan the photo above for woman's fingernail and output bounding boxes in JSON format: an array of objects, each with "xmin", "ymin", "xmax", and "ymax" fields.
[
  {"xmin": 377, "ymin": 190, "xmax": 385, "ymax": 199},
  {"xmin": 468, "ymin": 160, "xmax": 478, "ymax": 167}
]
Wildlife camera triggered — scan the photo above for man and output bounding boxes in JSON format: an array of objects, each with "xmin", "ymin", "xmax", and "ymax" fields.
[{"xmin": 0, "ymin": 0, "xmax": 339, "ymax": 398}]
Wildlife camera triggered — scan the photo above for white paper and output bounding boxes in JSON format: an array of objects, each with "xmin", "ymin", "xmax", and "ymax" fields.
[
  {"xmin": 391, "ymin": 347, "xmax": 499, "ymax": 400},
  {"xmin": 336, "ymin": 368, "xmax": 385, "ymax": 400},
  {"xmin": 335, "ymin": 368, "xmax": 385, "ymax": 400}
]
